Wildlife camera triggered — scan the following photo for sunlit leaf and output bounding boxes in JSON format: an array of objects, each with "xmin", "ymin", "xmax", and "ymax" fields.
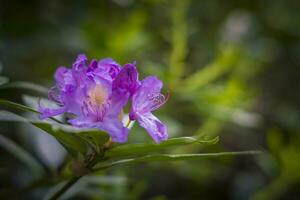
[
  {"xmin": 22, "ymin": 95, "xmax": 65, "ymax": 123},
  {"xmin": 94, "ymin": 151, "xmax": 261, "ymax": 170},
  {"xmin": 33, "ymin": 122, "xmax": 89, "ymax": 156},
  {"xmin": 0, "ymin": 111, "xmax": 88, "ymax": 156},
  {"xmin": 0, "ymin": 134, "xmax": 45, "ymax": 178},
  {"xmin": 0, "ymin": 100, "xmax": 111, "ymax": 154},
  {"xmin": 0, "ymin": 99, "xmax": 39, "ymax": 113},
  {"xmin": 105, "ymin": 136, "xmax": 219, "ymax": 159},
  {"xmin": 0, "ymin": 99, "xmax": 62, "ymax": 123}
]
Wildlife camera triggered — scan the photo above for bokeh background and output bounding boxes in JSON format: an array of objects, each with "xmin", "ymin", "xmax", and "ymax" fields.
[{"xmin": 1, "ymin": 0, "xmax": 300, "ymax": 199}]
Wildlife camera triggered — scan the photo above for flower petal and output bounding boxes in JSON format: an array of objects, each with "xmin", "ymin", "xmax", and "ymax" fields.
[
  {"xmin": 133, "ymin": 76, "xmax": 162, "ymax": 105},
  {"xmin": 48, "ymin": 87, "xmax": 61, "ymax": 104},
  {"xmin": 137, "ymin": 112, "xmax": 168, "ymax": 143},
  {"xmin": 98, "ymin": 58, "xmax": 121, "ymax": 77},
  {"xmin": 54, "ymin": 67, "xmax": 75, "ymax": 90},
  {"xmin": 38, "ymin": 103, "xmax": 66, "ymax": 119},
  {"xmin": 110, "ymin": 63, "xmax": 140, "ymax": 118},
  {"xmin": 108, "ymin": 89, "xmax": 130, "ymax": 117},
  {"xmin": 88, "ymin": 58, "xmax": 121, "ymax": 82},
  {"xmin": 60, "ymin": 87, "xmax": 85, "ymax": 115},
  {"xmin": 98, "ymin": 117, "xmax": 129, "ymax": 143},
  {"xmin": 72, "ymin": 54, "xmax": 87, "ymax": 70},
  {"xmin": 113, "ymin": 63, "xmax": 140, "ymax": 95},
  {"xmin": 130, "ymin": 76, "xmax": 166, "ymax": 118},
  {"xmin": 69, "ymin": 111, "xmax": 129, "ymax": 143},
  {"xmin": 68, "ymin": 116, "xmax": 95, "ymax": 128}
]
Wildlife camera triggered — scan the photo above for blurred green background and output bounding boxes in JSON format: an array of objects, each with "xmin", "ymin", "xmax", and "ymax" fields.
[{"xmin": 1, "ymin": 0, "xmax": 300, "ymax": 199}]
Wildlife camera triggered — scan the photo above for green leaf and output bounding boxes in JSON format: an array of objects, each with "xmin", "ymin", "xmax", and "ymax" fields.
[
  {"xmin": 78, "ymin": 130, "xmax": 110, "ymax": 150},
  {"xmin": 0, "ymin": 99, "xmax": 39, "ymax": 114},
  {"xmin": 33, "ymin": 122, "xmax": 89, "ymax": 156},
  {"xmin": 0, "ymin": 100, "xmax": 110, "ymax": 153},
  {"xmin": 0, "ymin": 76, "xmax": 9, "ymax": 86},
  {"xmin": 105, "ymin": 136, "xmax": 219, "ymax": 159},
  {"xmin": 0, "ymin": 111, "xmax": 88, "ymax": 156},
  {"xmin": 0, "ymin": 134, "xmax": 45, "ymax": 178},
  {"xmin": 94, "ymin": 151, "xmax": 262, "ymax": 170},
  {"xmin": 0, "ymin": 99, "xmax": 62, "ymax": 123},
  {"xmin": 0, "ymin": 81, "xmax": 48, "ymax": 95}
]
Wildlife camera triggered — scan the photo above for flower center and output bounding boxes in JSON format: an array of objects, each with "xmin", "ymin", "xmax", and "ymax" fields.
[{"xmin": 89, "ymin": 84, "xmax": 107, "ymax": 105}]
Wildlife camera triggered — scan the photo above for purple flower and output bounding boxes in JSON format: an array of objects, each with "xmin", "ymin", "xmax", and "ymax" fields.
[
  {"xmin": 129, "ymin": 76, "xmax": 168, "ymax": 143},
  {"xmin": 113, "ymin": 63, "xmax": 140, "ymax": 96},
  {"xmin": 39, "ymin": 54, "xmax": 169, "ymax": 144},
  {"xmin": 39, "ymin": 54, "xmax": 136, "ymax": 143},
  {"xmin": 87, "ymin": 58, "xmax": 121, "ymax": 82}
]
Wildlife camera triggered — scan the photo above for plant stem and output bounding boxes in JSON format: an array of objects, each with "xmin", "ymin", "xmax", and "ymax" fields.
[
  {"xmin": 47, "ymin": 150, "xmax": 106, "ymax": 200},
  {"xmin": 125, "ymin": 119, "xmax": 132, "ymax": 128},
  {"xmin": 48, "ymin": 176, "xmax": 82, "ymax": 200}
]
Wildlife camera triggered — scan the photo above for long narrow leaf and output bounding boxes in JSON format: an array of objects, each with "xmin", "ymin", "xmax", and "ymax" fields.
[
  {"xmin": 105, "ymin": 136, "xmax": 218, "ymax": 159},
  {"xmin": 0, "ymin": 111, "xmax": 88, "ymax": 156},
  {"xmin": 0, "ymin": 99, "xmax": 39, "ymax": 113},
  {"xmin": 33, "ymin": 122, "xmax": 89, "ymax": 156},
  {"xmin": 0, "ymin": 100, "xmax": 111, "ymax": 153},
  {"xmin": 0, "ymin": 134, "xmax": 45, "ymax": 178},
  {"xmin": 94, "ymin": 151, "xmax": 261, "ymax": 171},
  {"xmin": 0, "ymin": 99, "xmax": 62, "ymax": 123}
]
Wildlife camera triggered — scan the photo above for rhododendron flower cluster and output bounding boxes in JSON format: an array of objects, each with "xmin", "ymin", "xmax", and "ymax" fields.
[{"xmin": 39, "ymin": 54, "xmax": 168, "ymax": 143}]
